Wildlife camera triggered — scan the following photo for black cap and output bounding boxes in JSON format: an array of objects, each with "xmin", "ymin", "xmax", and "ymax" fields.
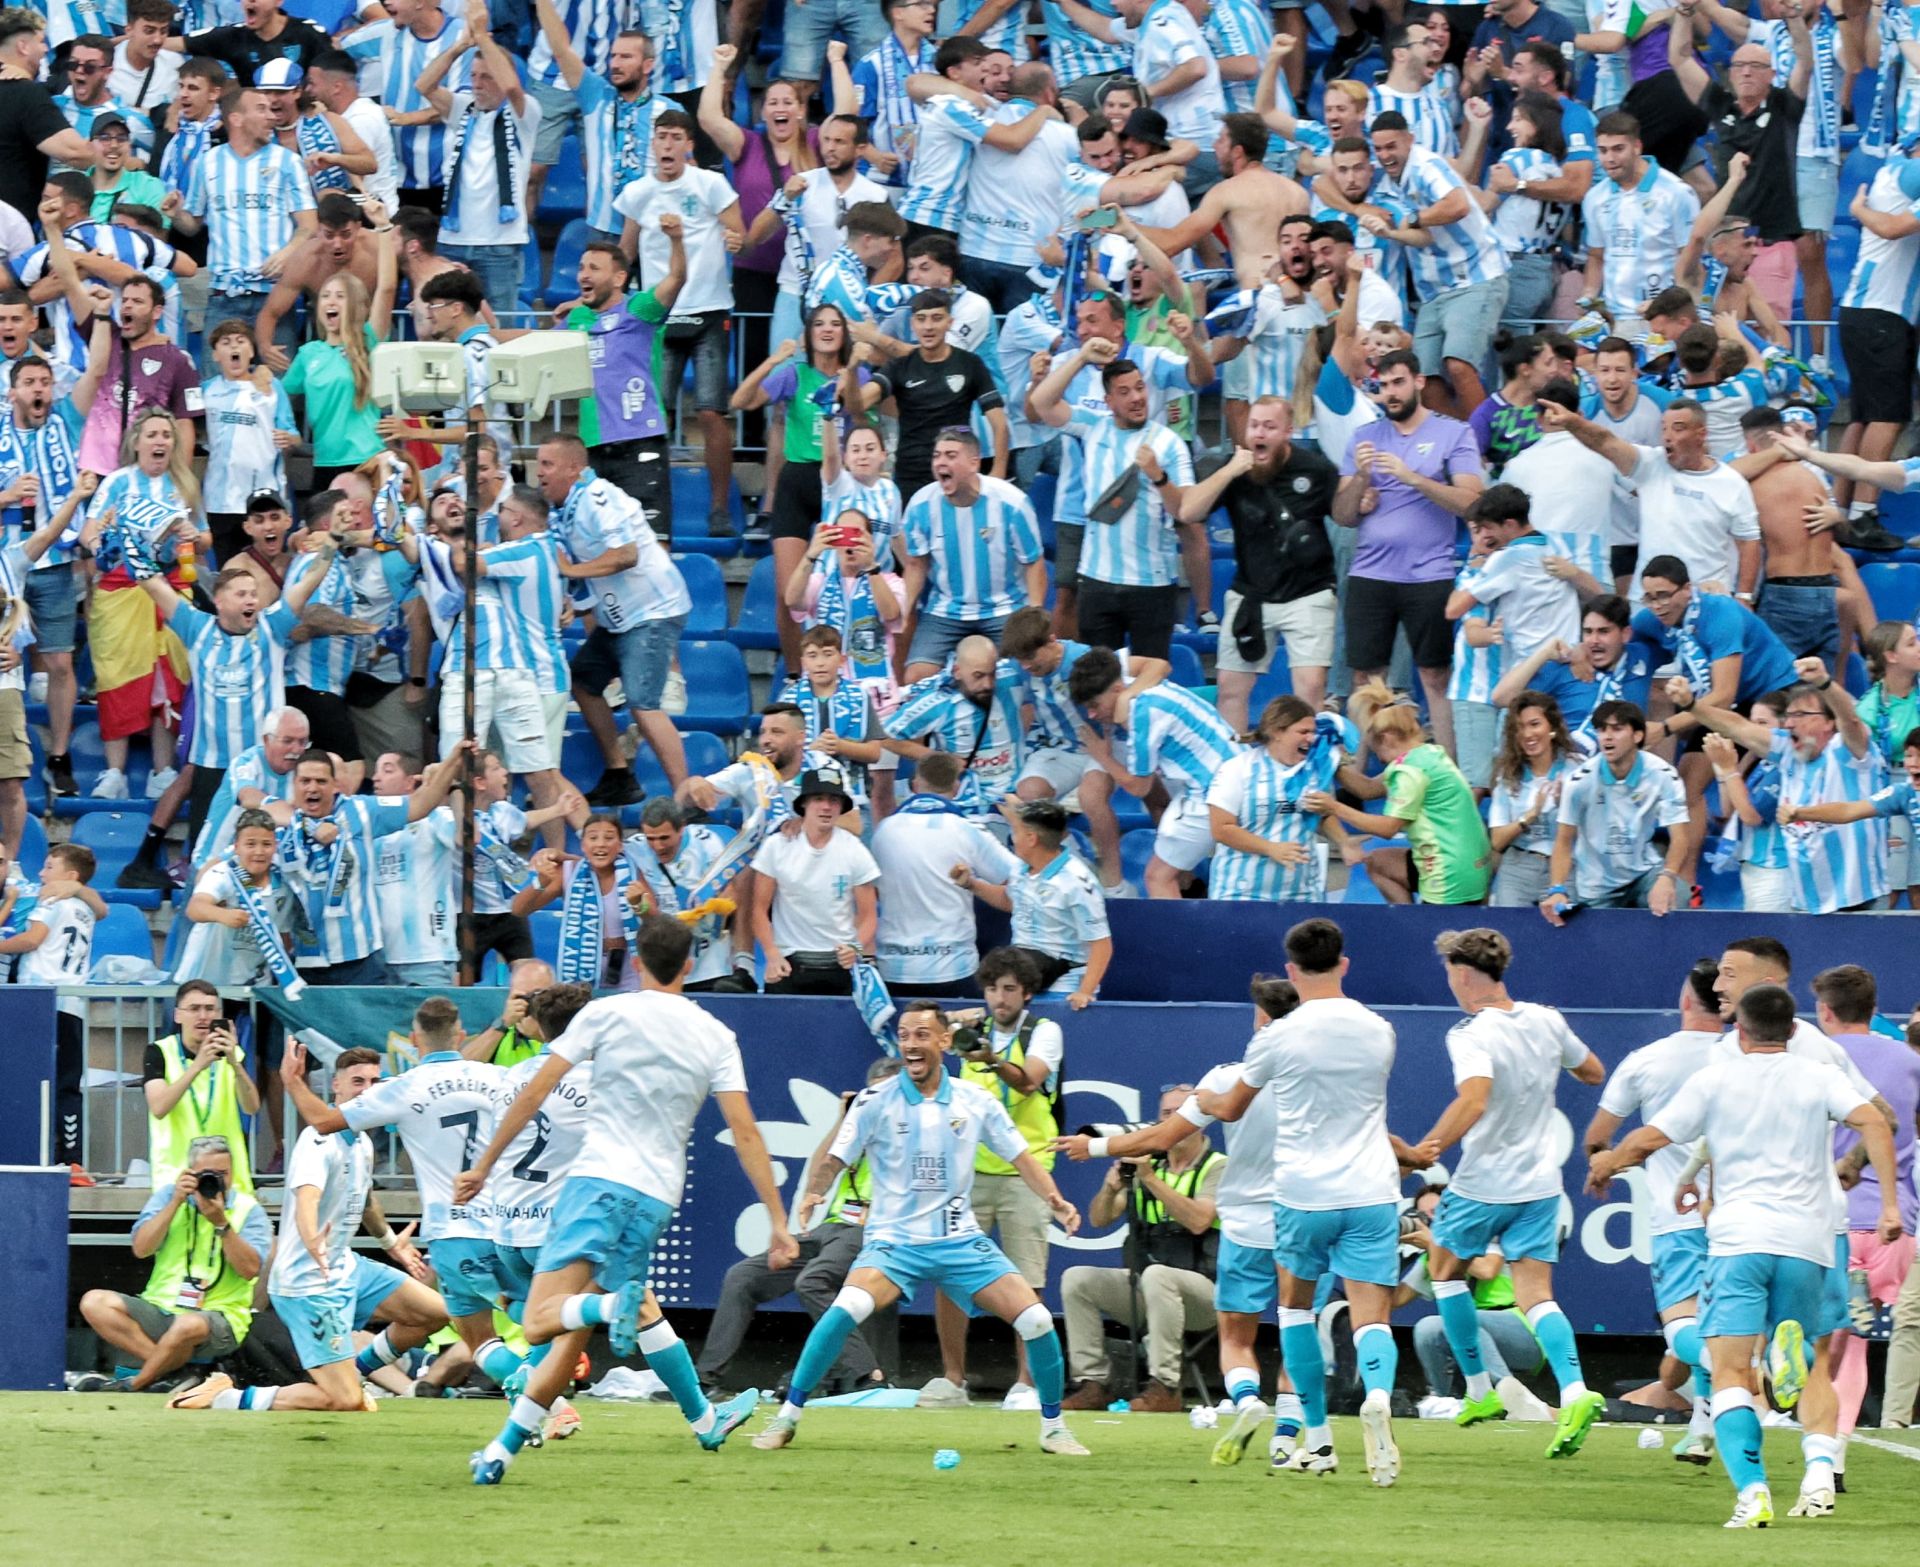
[
  {"xmin": 795, "ymin": 765, "xmax": 856, "ymax": 813},
  {"xmin": 1119, "ymin": 107, "xmax": 1171, "ymax": 150},
  {"xmin": 90, "ymin": 113, "xmax": 130, "ymax": 138},
  {"xmin": 246, "ymin": 489, "xmax": 289, "ymax": 516}
]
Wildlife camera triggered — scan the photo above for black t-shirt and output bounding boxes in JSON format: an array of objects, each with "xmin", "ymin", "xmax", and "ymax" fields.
[
  {"xmin": 1219, "ymin": 444, "xmax": 1340, "ymax": 604},
  {"xmin": 0, "ymin": 80, "xmax": 73, "ymax": 223},
  {"xmin": 873, "ymin": 347, "xmax": 1004, "ymax": 474},
  {"xmin": 1699, "ymin": 83, "xmax": 1804, "ymax": 241},
  {"xmin": 185, "ymin": 18, "xmax": 334, "ymax": 87}
]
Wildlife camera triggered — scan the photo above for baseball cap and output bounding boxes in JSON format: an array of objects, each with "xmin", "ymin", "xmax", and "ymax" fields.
[
  {"xmin": 246, "ymin": 489, "xmax": 290, "ymax": 516},
  {"xmin": 256, "ymin": 59, "xmax": 306, "ymax": 90},
  {"xmin": 1119, "ymin": 107, "xmax": 1171, "ymax": 151},
  {"xmin": 90, "ymin": 113, "xmax": 130, "ymax": 139}
]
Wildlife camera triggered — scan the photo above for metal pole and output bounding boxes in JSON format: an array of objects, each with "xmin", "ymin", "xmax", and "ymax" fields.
[{"xmin": 457, "ymin": 403, "xmax": 482, "ymax": 986}]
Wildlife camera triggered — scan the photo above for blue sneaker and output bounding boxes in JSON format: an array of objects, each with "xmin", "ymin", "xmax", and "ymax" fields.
[
  {"xmin": 607, "ymin": 1281, "xmax": 647, "ymax": 1358},
  {"xmin": 469, "ymin": 1450, "xmax": 507, "ymax": 1487},
  {"xmin": 697, "ymin": 1388, "xmax": 761, "ymax": 1451},
  {"xmin": 502, "ymin": 1363, "xmax": 529, "ymax": 1399}
]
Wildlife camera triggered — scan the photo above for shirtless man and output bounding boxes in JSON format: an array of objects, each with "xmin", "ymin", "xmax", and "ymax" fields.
[
  {"xmin": 255, "ymin": 193, "xmax": 386, "ymax": 370},
  {"xmin": 1133, "ymin": 111, "xmax": 1308, "ymax": 288}
]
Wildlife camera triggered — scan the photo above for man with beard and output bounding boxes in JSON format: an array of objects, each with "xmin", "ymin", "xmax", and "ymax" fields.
[
  {"xmin": 1206, "ymin": 214, "xmax": 1327, "ymax": 445},
  {"xmin": 1136, "ymin": 112, "xmax": 1310, "ymax": 289},
  {"xmin": 1176, "ymin": 397, "xmax": 1338, "ymax": 724},
  {"xmin": 885, "ymin": 634, "xmax": 1028, "ymax": 817},
  {"xmin": 1313, "ymin": 134, "xmax": 1414, "ymax": 304},
  {"xmin": 741, "ymin": 114, "xmax": 889, "ymax": 333},
  {"xmin": 530, "ymin": 0, "xmax": 663, "ymax": 240}
]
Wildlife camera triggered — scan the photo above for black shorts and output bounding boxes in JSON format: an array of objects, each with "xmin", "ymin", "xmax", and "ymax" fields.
[
  {"xmin": 1077, "ymin": 578, "xmax": 1179, "ymax": 661},
  {"xmin": 592, "ymin": 436, "xmax": 672, "ymax": 532},
  {"xmin": 285, "ymin": 685, "xmax": 363, "ymax": 763},
  {"xmin": 1839, "ymin": 308, "xmax": 1919, "ymax": 425},
  {"xmin": 459, "ymin": 911, "xmax": 533, "ymax": 966},
  {"xmin": 1343, "ymin": 575, "xmax": 1454, "ymax": 671},
  {"xmin": 770, "ymin": 460, "xmax": 825, "ymax": 543},
  {"xmin": 1609, "ymin": 543, "xmax": 1639, "ymax": 585}
]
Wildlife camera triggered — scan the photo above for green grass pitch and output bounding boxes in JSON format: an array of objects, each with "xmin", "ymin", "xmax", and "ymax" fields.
[{"xmin": 4, "ymin": 1397, "xmax": 1915, "ymax": 1564}]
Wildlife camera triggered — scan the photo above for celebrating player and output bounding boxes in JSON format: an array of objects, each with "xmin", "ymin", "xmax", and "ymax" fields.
[{"xmin": 752, "ymin": 1000, "xmax": 1089, "ymax": 1456}]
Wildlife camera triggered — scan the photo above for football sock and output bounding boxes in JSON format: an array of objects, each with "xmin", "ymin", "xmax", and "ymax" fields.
[
  {"xmin": 1712, "ymin": 1388, "xmax": 1767, "ymax": 1493},
  {"xmin": 559, "ymin": 1293, "xmax": 615, "ymax": 1331},
  {"xmin": 1803, "ymin": 1432, "xmax": 1841, "ymax": 1481},
  {"xmin": 1224, "ymin": 1366, "xmax": 1261, "ymax": 1412},
  {"xmin": 355, "ymin": 1330, "xmax": 402, "ymax": 1378},
  {"xmin": 492, "ymin": 1394, "xmax": 549, "ymax": 1460},
  {"xmin": 1017, "ymin": 1313, "xmax": 1065, "ymax": 1421},
  {"xmin": 1354, "ymin": 1322, "xmax": 1396, "ymax": 1399},
  {"xmin": 789, "ymin": 1306, "xmax": 861, "ymax": 1409},
  {"xmin": 474, "ymin": 1337, "xmax": 525, "ymax": 1388},
  {"xmin": 636, "ymin": 1319, "xmax": 712, "ymax": 1429},
  {"xmin": 1433, "ymin": 1280, "xmax": 1489, "ymax": 1395},
  {"xmin": 1272, "ymin": 1390, "xmax": 1305, "ymax": 1438},
  {"xmin": 1278, "ymin": 1309, "xmax": 1327, "ymax": 1429},
  {"xmin": 1527, "ymin": 1302, "xmax": 1587, "ymax": 1399}
]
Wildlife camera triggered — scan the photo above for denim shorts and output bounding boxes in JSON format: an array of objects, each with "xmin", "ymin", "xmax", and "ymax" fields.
[
  {"xmin": 439, "ymin": 245, "xmax": 525, "ymax": 317},
  {"xmin": 1797, "ymin": 154, "xmax": 1840, "ymax": 234},
  {"xmin": 779, "ymin": 0, "xmax": 890, "ymax": 81},
  {"xmin": 23, "ymin": 566, "xmax": 77, "ymax": 654},
  {"xmin": 1414, "ymin": 276, "xmax": 1511, "ymax": 374},
  {"xmin": 907, "ymin": 610, "xmax": 1007, "ymax": 669},
  {"xmin": 658, "ymin": 311, "xmax": 731, "ymax": 414},
  {"xmin": 529, "ymin": 77, "xmax": 580, "ymax": 163},
  {"xmin": 1756, "ymin": 579, "xmax": 1840, "ymax": 670},
  {"xmin": 571, "ymin": 612, "xmax": 686, "ymax": 711}
]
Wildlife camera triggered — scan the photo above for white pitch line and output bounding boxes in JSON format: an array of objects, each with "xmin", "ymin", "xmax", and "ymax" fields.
[{"xmin": 1848, "ymin": 1433, "xmax": 1920, "ymax": 1463}]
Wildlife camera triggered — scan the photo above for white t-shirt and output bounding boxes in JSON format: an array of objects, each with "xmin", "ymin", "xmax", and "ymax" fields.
[
  {"xmin": 1653, "ymin": 1050, "xmax": 1867, "ymax": 1265},
  {"xmin": 1597, "ymin": 1028, "xmax": 1721, "ymax": 1236},
  {"xmin": 110, "ymin": 43, "xmax": 181, "ymax": 116},
  {"xmin": 614, "ymin": 167, "xmax": 740, "ymax": 314},
  {"xmin": 547, "ymin": 990, "xmax": 748, "ymax": 1206},
  {"xmin": 342, "ymin": 95, "xmax": 401, "ymax": 209},
  {"xmin": 341, "ymin": 1055, "xmax": 507, "ymax": 1242},
  {"xmin": 20, "ymin": 896, "xmax": 95, "ymax": 1017},
  {"xmin": 751, "ymin": 828, "xmax": 882, "ymax": 955},
  {"xmin": 442, "ymin": 92, "xmax": 542, "ymax": 246},
  {"xmin": 870, "ymin": 807, "xmax": 1019, "ymax": 984},
  {"xmin": 1180, "ymin": 1059, "xmax": 1277, "ymax": 1247},
  {"xmin": 173, "ymin": 867, "xmax": 297, "ymax": 989},
  {"xmin": 1444, "ymin": 1001, "xmax": 1591, "ymax": 1205},
  {"xmin": 1499, "ymin": 431, "xmax": 1618, "ymax": 566},
  {"xmin": 779, "ymin": 166, "xmax": 888, "ymax": 294},
  {"xmin": 271, "ymin": 1124, "xmax": 373, "ymax": 1298},
  {"xmin": 489, "ymin": 1054, "xmax": 593, "ymax": 1248},
  {"xmin": 1238, "ymin": 996, "xmax": 1398, "ymax": 1211},
  {"xmin": 1628, "ymin": 448, "xmax": 1760, "ymax": 594},
  {"xmin": 1464, "ymin": 534, "xmax": 1581, "ymax": 660}
]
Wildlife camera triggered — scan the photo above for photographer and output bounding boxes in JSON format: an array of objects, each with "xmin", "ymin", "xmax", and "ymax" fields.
[
  {"xmin": 921, "ymin": 950, "xmax": 1065, "ymax": 1411},
  {"xmin": 144, "ymin": 980, "xmax": 262, "ymax": 1194},
  {"xmin": 1060, "ymin": 1086, "xmax": 1224, "ymax": 1413},
  {"xmin": 76, "ymin": 1135, "xmax": 271, "ymax": 1393},
  {"xmin": 697, "ymin": 1060, "xmax": 902, "ymax": 1398}
]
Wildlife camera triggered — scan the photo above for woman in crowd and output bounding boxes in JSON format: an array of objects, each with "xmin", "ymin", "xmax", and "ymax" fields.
[
  {"xmin": 1486, "ymin": 689, "xmax": 1577, "ymax": 906},
  {"xmin": 1479, "ymin": 92, "xmax": 1566, "ymax": 330},
  {"xmin": 282, "ymin": 232, "xmax": 399, "ymax": 491},
  {"xmin": 1854, "ymin": 618, "xmax": 1919, "ymax": 899}
]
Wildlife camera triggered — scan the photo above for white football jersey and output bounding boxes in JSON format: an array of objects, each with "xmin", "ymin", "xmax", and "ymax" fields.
[
  {"xmin": 489, "ymin": 1054, "xmax": 593, "ymax": 1248},
  {"xmin": 1597, "ymin": 1029, "xmax": 1721, "ymax": 1235},
  {"xmin": 1181, "ymin": 1059, "xmax": 1277, "ymax": 1248},
  {"xmin": 270, "ymin": 1124, "xmax": 374, "ymax": 1298},
  {"xmin": 341, "ymin": 1054, "xmax": 507, "ymax": 1242},
  {"xmin": 1444, "ymin": 1002, "xmax": 1592, "ymax": 1205}
]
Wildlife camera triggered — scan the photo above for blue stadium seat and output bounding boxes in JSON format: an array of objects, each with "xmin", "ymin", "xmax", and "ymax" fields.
[
  {"xmin": 519, "ymin": 233, "xmax": 544, "ymax": 314},
  {"xmin": 536, "ymin": 139, "xmax": 588, "ymax": 225},
  {"xmin": 1843, "ymin": 652, "xmax": 1871, "ymax": 699},
  {"xmin": 529, "ymin": 907, "xmax": 561, "ymax": 968},
  {"xmin": 1248, "ymin": 661, "xmax": 1294, "ymax": 709},
  {"xmin": 62, "ymin": 721, "xmax": 154, "ymax": 814},
  {"xmin": 675, "ymin": 639, "xmax": 751, "ymax": 735},
  {"xmin": 542, "ymin": 218, "xmax": 596, "ymax": 309},
  {"xmin": 668, "ymin": 468, "xmax": 745, "ymax": 558},
  {"xmin": 628, "ymin": 729, "xmax": 732, "ymax": 802},
  {"xmin": 728, "ymin": 554, "xmax": 784, "ymax": 651},
  {"xmin": 561, "ymin": 726, "xmax": 615, "ymax": 791},
  {"xmin": 1168, "ymin": 644, "xmax": 1204, "ymax": 688},
  {"xmin": 674, "ymin": 553, "xmax": 730, "ymax": 638},
  {"xmin": 1029, "ymin": 470, "xmax": 1058, "ymax": 559},
  {"xmin": 1341, "ymin": 858, "xmax": 1389, "ymax": 904},
  {"xmin": 1118, "ymin": 827, "xmax": 1156, "ymax": 897},
  {"xmin": 70, "ymin": 810, "xmax": 152, "ymax": 888},
  {"xmin": 1859, "ymin": 562, "xmax": 1920, "ymax": 625},
  {"xmin": 19, "ymin": 813, "xmax": 47, "ymax": 872},
  {"xmin": 91, "ymin": 902, "xmax": 156, "ymax": 963}
]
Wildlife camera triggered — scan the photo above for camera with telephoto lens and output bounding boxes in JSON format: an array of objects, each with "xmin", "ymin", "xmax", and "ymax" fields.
[
  {"xmin": 194, "ymin": 1171, "xmax": 225, "ymax": 1204},
  {"xmin": 1075, "ymin": 1123, "xmax": 1155, "ymax": 1182}
]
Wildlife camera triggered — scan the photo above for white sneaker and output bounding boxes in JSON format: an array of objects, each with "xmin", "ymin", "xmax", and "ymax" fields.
[
  {"xmin": 1272, "ymin": 1444, "xmax": 1337, "ymax": 1476},
  {"xmin": 1787, "ymin": 1479, "xmax": 1835, "ymax": 1518},
  {"xmin": 1039, "ymin": 1423, "xmax": 1090, "ymax": 1456},
  {"xmin": 1100, "ymin": 879, "xmax": 1136, "ymax": 900},
  {"xmin": 91, "ymin": 767, "xmax": 129, "ymax": 800},
  {"xmin": 27, "ymin": 671, "xmax": 47, "ymax": 704},
  {"xmin": 146, "ymin": 766, "xmax": 178, "ymax": 800},
  {"xmin": 751, "ymin": 1413, "xmax": 798, "ymax": 1450},
  {"xmin": 661, "ymin": 668, "xmax": 688, "ymax": 717},
  {"xmin": 1725, "ymin": 1484, "xmax": 1773, "ymax": 1529},
  {"xmin": 1268, "ymin": 1428, "xmax": 1299, "ymax": 1462},
  {"xmin": 1359, "ymin": 1389, "xmax": 1400, "ymax": 1487},
  {"xmin": 915, "ymin": 1376, "xmax": 969, "ymax": 1409},
  {"xmin": 1809, "ymin": 353, "xmax": 1834, "ymax": 378},
  {"xmin": 999, "ymin": 1382, "xmax": 1040, "ymax": 1412},
  {"xmin": 1496, "ymin": 1374, "xmax": 1556, "ymax": 1423},
  {"xmin": 1416, "ymin": 1395, "xmax": 1462, "ymax": 1421}
]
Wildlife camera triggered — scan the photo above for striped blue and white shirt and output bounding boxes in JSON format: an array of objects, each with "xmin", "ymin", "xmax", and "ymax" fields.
[
  {"xmin": 851, "ymin": 32, "xmax": 938, "ymax": 191},
  {"xmin": 445, "ymin": 532, "xmax": 568, "ymax": 693},
  {"xmin": 1205, "ymin": 0, "xmax": 1273, "ymax": 114},
  {"xmin": 45, "ymin": 0, "xmax": 121, "ymax": 48},
  {"xmin": 1840, "ymin": 157, "xmax": 1920, "ymax": 318},
  {"xmin": 1487, "ymin": 754, "xmax": 1574, "ymax": 859},
  {"xmin": 1121, "ymin": 683, "xmax": 1242, "ymax": 801},
  {"xmin": 158, "ymin": 108, "xmax": 221, "ymax": 201},
  {"xmin": 897, "ymin": 92, "xmax": 993, "ymax": 232},
  {"xmin": 282, "ymin": 551, "xmax": 359, "ymax": 695},
  {"xmin": 552, "ymin": 470, "xmax": 690, "ymax": 631},
  {"xmin": 1739, "ymin": 755, "xmax": 1791, "ymax": 872},
  {"xmin": 1382, "ymin": 146, "xmax": 1508, "ymax": 299},
  {"xmin": 578, "ymin": 74, "xmax": 666, "ymax": 235},
  {"xmin": 1234, "ymin": 287, "xmax": 1329, "ymax": 402},
  {"xmin": 1053, "ymin": 345, "xmax": 1193, "ymax": 527},
  {"xmin": 278, "ymin": 795, "xmax": 413, "ymax": 966},
  {"xmin": 1772, "ymin": 731, "xmax": 1890, "ymax": 914},
  {"xmin": 165, "ymin": 599, "xmax": 297, "ymax": 769},
  {"xmin": 1204, "ymin": 720, "xmax": 1345, "ymax": 901},
  {"xmin": 374, "ymin": 808, "xmax": 458, "ymax": 966},
  {"xmin": 1446, "ymin": 562, "xmax": 1504, "ymax": 705},
  {"xmin": 901, "ymin": 475, "xmax": 1043, "ymax": 621},
  {"xmin": 1120, "ymin": 0, "xmax": 1224, "ymax": 142},
  {"xmin": 884, "ymin": 661, "xmax": 1028, "ymax": 811},
  {"xmin": 0, "ymin": 399, "xmax": 85, "ymax": 569},
  {"xmin": 1368, "ymin": 79, "xmax": 1459, "ymax": 157},
  {"xmin": 87, "ymin": 465, "xmax": 199, "ymax": 573},
  {"xmin": 53, "ymin": 92, "xmax": 155, "ymax": 163},
  {"xmin": 949, "ymin": 0, "xmax": 1030, "ymax": 60},
  {"xmin": 185, "ymin": 140, "xmax": 316, "ymax": 294},
  {"xmin": 1063, "ymin": 407, "xmax": 1193, "ymax": 588},
  {"xmin": 1041, "ymin": 0, "xmax": 1128, "ymax": 83},
  {"xmin": 1580, "ymin": 158, "xmax": 1699, "ymax": 319},
  {"xmin": 831, "ymin": 1068, "xmax": 1028, "ymax": 1244},
  {"xmin": 1317, "ymin": 196, "xmax": 1411, "ymax": 298},
  {"xmin": 192, "ymin": 742, "xmax": 295, "ymax": 866},
  {"xmin": 1019, "ymin": 638, "xmax": 1099, "ymax": 749},
  {"xmin": 1557, "ymin": 751, "xmax": 1689, "ymax": 901},
  {"xmin": 343, "ymin": 16, "xmax": 472, "ymax": 191},
  {"xmin": 15, "ymin": 222, "xmax": 176, "ymax": 378},
  {"xmin": 1007, "ymin": 847, "xmax": 1110, "ymax": 987},
  {"xmin": 1491, "ymin": 147, "xmax": 1564, "ymax": 256},
  {"xmin": 528, "ymin": 0, "xmax": 622, "ymax": 87}
]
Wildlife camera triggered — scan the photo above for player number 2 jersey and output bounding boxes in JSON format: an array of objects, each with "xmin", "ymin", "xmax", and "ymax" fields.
[{"xmin": 490, "ymin": 1056, "xmax": 594, "ymax": 1249}]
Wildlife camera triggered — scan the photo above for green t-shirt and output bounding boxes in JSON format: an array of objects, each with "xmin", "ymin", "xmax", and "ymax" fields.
[
  {"xmin": 565, "ymin": 288, "xmax": 669, "ymax": 447},
  {"xmin": 781, "ymin": 360, "xmax": 839, "ymax": 465},
  {"xmin": 281, "ymin": 325, "xmax": 385, "ymax": 468},
  {"xmin": 92, "ymin": 171, "xmax": 168, "ymax": 225},
  {"xmin": 1384, "ymin": 742, "xmax": 1493, "ymax": 904},
  {"xmin": 1125, "ymin": 295, "xmax": 1194, "ymax": 439},
  {"xmin": 1857, "ymin": 682, "xmax": 1920, "ymax": 769}
]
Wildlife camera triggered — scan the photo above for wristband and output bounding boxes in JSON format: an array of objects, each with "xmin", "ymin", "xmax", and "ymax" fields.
[
  {"xmin": 490, "ymin": 1016, "xmax": 511, "ymax": 1035},
  {"xmin": 1088, "ymin": 1137, "xmax": 1110, "ymax": 1159},
  {"xmin": 374, "ymin": 1228, "xmax": 399, "ymax": 1249},
  {"xmin": 408, "ymin": 676, "xmax": 427, "ymax": 688},
  {"xmin": 1655, "ymin": 869, "xmax": 1679, "ymax": 881},
  {"xmin": 1545, "ymin": 885, "xmax": 1569, "ymax": 899},
  {"xmin": 1815, "ymin": 677, "xmax": 1833, "ymax": 691}
]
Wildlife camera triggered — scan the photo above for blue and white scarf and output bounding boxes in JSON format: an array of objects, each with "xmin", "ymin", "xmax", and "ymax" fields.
[
  {"xmin": 557, "ymin": 856, "xmax": 639, "ymax": 986},
  {"xmin": 1765, "ymin": 13, "xmax": 1841, "ymax": 161},
  {"xmin": 284, "ymin": 812, "xmax": 354, "ymax": 962},
  {"xmin": 159, "ymin": 107, "xmax": 221, "ymax": 197},
  {"xmin": 893, "ymin": 791, "xmax": 969, "ymax": 817},
  {"xmin": 474, "ymin": 810, "xmax": 536, "ymax": 898},
  {"xmin": 638, "ymin": 0, "xmax": 690, "ymax": 94},
  {"xmin": 684, "ymin": 751, "xmax": 786, "ymax": 904},
  {"xmin": 853, "ymin": 960, "xmax": 899, "ymax": 1057},
  {"xmin": 227, "ymin": 859, "xmax": 305, "ymax": 998},
  {"xmin": 1673, "ymin": 594, "xmax": 1714, "ymax": 693},
  {"xmin": 297, "ymin": 112, "xmax": 353, "ymax": 193},
  {"xmin": 0, "ymin": 408, "xmax": 82, "ymax": 563},
  {"xmin": 443, "ymin": 98, "xmax": 525, "ymax": 235}
]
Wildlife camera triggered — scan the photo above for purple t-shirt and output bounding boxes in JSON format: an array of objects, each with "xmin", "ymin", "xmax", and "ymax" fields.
[
  {"xmin": 1832, "ymin": 1031, "xmax": 1920, "ymax": 1232},
  {"xmin": 1339, "ymin": 411, "xmax": 1483, "ymax": 583},
  {"xmin": 733, "ymin": 125, "xmax": 822, "ymax": 278}
]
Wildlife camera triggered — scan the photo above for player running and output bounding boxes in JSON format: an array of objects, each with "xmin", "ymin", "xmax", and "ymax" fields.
[
  {"xmin": 454, "ymin": 917, "xmax": 796, "ymax": 1485},
  {"xmin": 1582, "ymin": 958, "xmax": 1724, "ymax": 1464},
  {"xmin": 1197, "ymin": 918, "xmax": 1423, "ymax": 1488},
  {"xmin": 1590, "ymin": 984, "xmax": 1901, "ymax": 1530},
  {"xmin": 1414, "ymin": 929, "xmax": 1607, "ymax": 1458},
  {"xmin": 1056, "ymin": 974, "xmax": 1307, "ymax": 1470},
  {"xmin": 752, "ymin": 1000, "xmax": 1088, "ymax": 1456}
]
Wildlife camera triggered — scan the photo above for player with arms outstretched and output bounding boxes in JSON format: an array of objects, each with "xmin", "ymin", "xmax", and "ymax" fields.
[{"xmin": 752, "ymin": 1000, "xmax": 1089, "ymax": 1456}]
